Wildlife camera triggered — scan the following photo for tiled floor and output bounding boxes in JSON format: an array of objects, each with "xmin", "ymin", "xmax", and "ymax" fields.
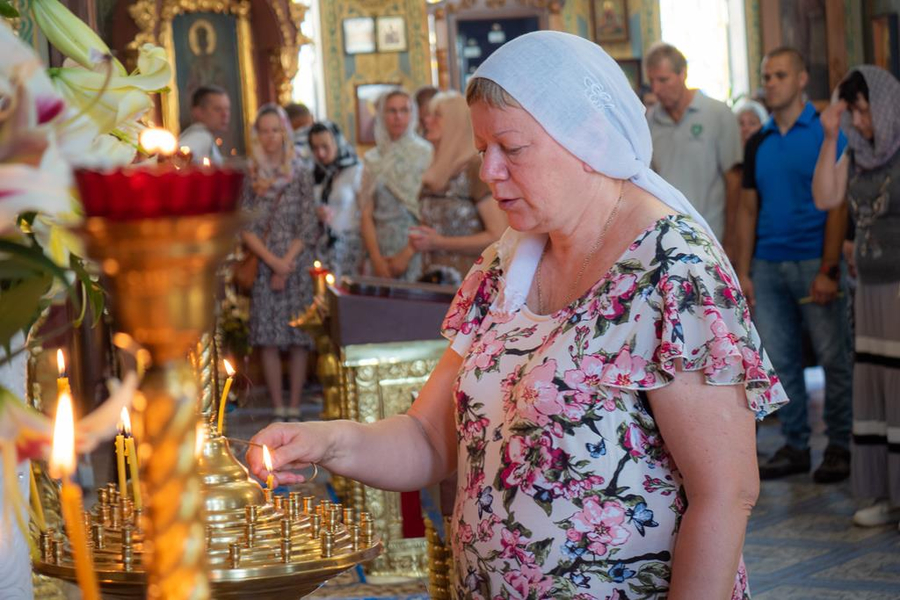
[{"xmin": 224, "ymin": 368, "xmax": 900, "ymax": 599}]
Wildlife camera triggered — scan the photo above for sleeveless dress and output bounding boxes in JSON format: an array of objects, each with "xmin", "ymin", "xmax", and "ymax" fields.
[{"xmin": 442, "ymin": 215, "xmax": 788, "ymax": 599}]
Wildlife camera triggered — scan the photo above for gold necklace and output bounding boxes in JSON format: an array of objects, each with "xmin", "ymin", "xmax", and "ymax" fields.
[{"xmin": 536, "ymin": 186, "xmax": 625, "ymax": 314}]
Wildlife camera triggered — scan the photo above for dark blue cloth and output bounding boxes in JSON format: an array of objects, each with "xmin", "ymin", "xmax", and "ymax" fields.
[{"xmin": 744, "ymin": 102, "xmax": 847, "ymax": 261}]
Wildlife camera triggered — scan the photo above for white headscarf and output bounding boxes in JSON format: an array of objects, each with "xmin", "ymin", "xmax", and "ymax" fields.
[
  {"xmin": 470, "ymin": 31, "xmax": 715, "ymax": 315},
  {"xmin": 472, "ymin": 31, "xmax": 713, "ymax": 236},
  {"xmin": 363, "ymin": 89, "xmax": 433, "ymax": 218}
]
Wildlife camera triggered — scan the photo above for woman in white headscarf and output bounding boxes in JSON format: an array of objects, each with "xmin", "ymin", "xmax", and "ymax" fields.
[
  {"xmin": 358, "ymin": 89, "xmax": 433, "ymax": 280},
  {"xmin": 248, "ymin": 32, "xmax": 787, "ymax": 598}
]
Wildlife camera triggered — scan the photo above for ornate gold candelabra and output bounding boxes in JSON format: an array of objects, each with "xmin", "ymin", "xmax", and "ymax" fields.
[{"xmin": 32, "ymin": 166, "xmax": 380, "ymax": 598}]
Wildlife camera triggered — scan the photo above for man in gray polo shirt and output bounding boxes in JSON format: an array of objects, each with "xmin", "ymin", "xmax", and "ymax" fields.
[{"xmin": 645, "ymin": 42, "xmax": 742, "ymax": 255}]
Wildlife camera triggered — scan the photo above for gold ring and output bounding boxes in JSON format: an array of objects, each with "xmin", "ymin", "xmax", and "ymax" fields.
[{"xmin": 307, "ymin": 463, "xmax": 318, "ymax": 483}]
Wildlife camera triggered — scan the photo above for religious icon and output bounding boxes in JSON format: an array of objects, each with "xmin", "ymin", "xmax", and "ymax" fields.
[
  {"xmin": 376, "ymin": 16, "xmax": 407, "ymax": 53},
  {"xmin": 171, "ymin": 12, "xmax": 246, "ymax": 154},
  {"xmin": 188, "ymin": 19, "xmax": 217, "ymax": 56},
  {"xmin": 343, "ymin": 17, "xmax": 376, "ymax": 55},
  {"xmin": 592, "ymin": 0, "xmax": 629, "ymax": 44}
]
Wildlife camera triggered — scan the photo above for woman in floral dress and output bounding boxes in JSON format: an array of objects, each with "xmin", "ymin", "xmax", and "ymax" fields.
[
  {"xmin": 240, "ymin": 104, "xmax": 317, "ymax": 420},
  {"xmin": 249, "ymin": 32, "xmax": 787, "ymax": 599}
]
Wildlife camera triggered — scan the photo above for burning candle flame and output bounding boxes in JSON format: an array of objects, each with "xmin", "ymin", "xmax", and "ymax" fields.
[
  {"xmin": 120, "ymin": 407, "xmax": 132, "ymax": 436},
  {"xmin": 325, "ymin": 273, "xmax": 335, "ymax": 285},
  {"xmin": 202, "ymin": 157, "xmax": 211, "ymax": 167},
  {"xmin": 57, "ymin": 349, "xmax": 66, "ymax": 377},
  {"xmin": 313, "ymin": 260, "xmax": 322, "ymax": 269},
  {"xmin": 139, "ymin": 128, "xmax": 177, "ymax": 156},
  {"xmin": 50, "ymin": 392, "xmax": 75, "ymax": 479},
  {"xmin": 223, "ymin": 359, "xmax": 235, "ymax": 377},
  {"xmin": 262, "ymin": 444, "xmax": 273, "ymax": 473}
]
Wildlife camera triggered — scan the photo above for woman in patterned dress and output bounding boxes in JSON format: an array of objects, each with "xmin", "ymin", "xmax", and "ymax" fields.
[
  {"xmin": 813, "ymin": 66, "xmax": 900, "ymax": 528},
  {"xmin": 397, "ymin": 91, "xmax": 507, "ymax": 285},
  {"xmin": 358, "ymin": 89, "xmax": 432, "ymax": 281},
  {"xmin": 249, "ymin": 33, "xmax": 787, "ymax": 598},
  {"xmin": 240, "ymin": 104, "xmax": 317, "ymax": 420}
]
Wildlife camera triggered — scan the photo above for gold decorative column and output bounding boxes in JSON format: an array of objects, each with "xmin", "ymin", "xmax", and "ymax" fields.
[{"xmin": 79, "ymin": 214, "xmax": 241, "ymax": 600}]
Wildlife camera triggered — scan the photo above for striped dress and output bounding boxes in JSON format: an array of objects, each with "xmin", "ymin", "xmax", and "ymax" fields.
[{"xmin": 847, "ymin": 147, "xmax": 900, "ymax": 506}]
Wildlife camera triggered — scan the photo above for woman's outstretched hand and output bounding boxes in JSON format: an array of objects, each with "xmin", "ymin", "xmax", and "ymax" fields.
[{"xmin": 248, "ymin": 422, "xmax": 333, "ymax": 486}]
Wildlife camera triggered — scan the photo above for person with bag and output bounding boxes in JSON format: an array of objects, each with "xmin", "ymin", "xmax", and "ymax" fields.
[{"xmin": 239, "ymin": 104, "xmax": 317, "ymax": 421}]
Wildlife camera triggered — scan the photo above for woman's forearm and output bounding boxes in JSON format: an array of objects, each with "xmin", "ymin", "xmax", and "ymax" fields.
[
  {"xmin": 813, "ymin": 136, "xmax": 842, "ymax": 210},
  {"xmin": 667, "ymin": 495, "xmax": 752, "ymax": 599},
  {"xmin": 282, "ymin": 239, "xmax": 305, "ymax": 265},
  {"xmin": 359, "ymin": 207, "xmax": 383, "ymax": 262},
  {"xmin": 325, "ymin": 415, "xmax": 450, "ymax": 491},
  {"xmin": 241, "ymin": 231, "xmax": 279, "ymax": 267}
]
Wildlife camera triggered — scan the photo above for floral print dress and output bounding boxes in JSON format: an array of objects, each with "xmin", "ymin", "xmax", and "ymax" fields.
[{"xmin": 441, "ymin": 215, "xmax": 787, "ymax": 600}]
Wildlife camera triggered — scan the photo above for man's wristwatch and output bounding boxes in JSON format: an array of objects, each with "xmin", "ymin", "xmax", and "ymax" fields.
[{"xmin": 819, "ymin": 263, "xmax": 840, "ymax": 281}]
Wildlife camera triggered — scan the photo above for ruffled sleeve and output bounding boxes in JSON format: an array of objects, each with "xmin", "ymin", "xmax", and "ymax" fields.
[
  {"xmin": 441, "ymin": 242, "xmax": 502, "ymax": 356},
  {"xmin": 592, "ymin": 218, "xmax": 788, "ymax": 419}
]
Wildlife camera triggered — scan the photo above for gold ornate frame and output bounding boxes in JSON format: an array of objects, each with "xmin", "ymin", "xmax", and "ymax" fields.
[{"xmin": 129, "ymin": 0, "xmax": 258, "ymax": 149}]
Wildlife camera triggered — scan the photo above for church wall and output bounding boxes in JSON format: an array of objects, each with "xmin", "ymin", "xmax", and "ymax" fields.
[
  {"xmin": 318, "ymin": 0, "xmax": 431, "ymax": 146},
  {"xmin": 559, "ymin": 0, "xmax": 660, "ymax": 59}
]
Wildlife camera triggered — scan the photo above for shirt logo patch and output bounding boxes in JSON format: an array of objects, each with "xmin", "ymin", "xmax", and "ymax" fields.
[{"xmin": 691, "ymin": 123, "xmax": 703, "ymax": 138}]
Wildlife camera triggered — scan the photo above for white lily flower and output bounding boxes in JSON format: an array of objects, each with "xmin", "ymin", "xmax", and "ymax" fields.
[
  {"xmin": 30, "ymin": 0, "xmax": 126, "ymax": 76},
  {"xmin": 48, "ymin": 43, "xmax": 171, "ymax": 138}
]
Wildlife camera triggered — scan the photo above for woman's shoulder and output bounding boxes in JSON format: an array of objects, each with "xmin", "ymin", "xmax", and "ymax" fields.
[{"xmin": 624, "ymin": 214, "xmax": 723, "ymax": 267}]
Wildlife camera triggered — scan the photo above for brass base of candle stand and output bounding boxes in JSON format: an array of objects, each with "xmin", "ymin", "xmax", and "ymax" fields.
[
  {"xmin": 34, "ymin": 428, "xmax": 382, "ymax": 599},
  {"xmin": 34, "ymin": 210, "xmax": 381, "ymax": 599}
]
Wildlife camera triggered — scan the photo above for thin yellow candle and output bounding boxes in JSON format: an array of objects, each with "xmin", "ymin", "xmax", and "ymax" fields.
[
  {"xmin": 29, "ymin": 465, "xmax": 46, "ymax": 531},
  {"xmin": 262, "ymin": 444, "xmax": 275, "ymax": 490},
  {"xmin": 216, "ymin": 359, "xmax": 235, "ymax": 435},
  {"xmin": 50, "ymin": 392, "xmax": 100, "ymax": 600},
  {"xmin": 121, "ymin": 408, "xmax": 142, "ymax": 511},
  {"xmin": 56, "ymin": 349, "xmax": 70, "ymax": 397},
  {"xmin": 115, "ymin": 419, "xmax": 128, "ymax": 501}
]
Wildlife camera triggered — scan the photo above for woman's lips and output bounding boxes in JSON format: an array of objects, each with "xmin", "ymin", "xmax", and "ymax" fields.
[{"xmin": 496, "ymin": 197, "xmax": 521, "ymax": 209}]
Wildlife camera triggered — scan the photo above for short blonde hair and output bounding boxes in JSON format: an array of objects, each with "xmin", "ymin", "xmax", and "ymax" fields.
[
  {"xmin": 465, "ymin": 77, "xmax": 521, "ymax": 109},
  {"xmin": 644, "ymin": 42, "xmax": 687, "ymax": 74}
]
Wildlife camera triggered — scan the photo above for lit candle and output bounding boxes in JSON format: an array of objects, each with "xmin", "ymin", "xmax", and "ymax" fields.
[
  {"xmin": 56, "ymin": 349, "xmax": 70, "ymax": 397},
  {"xmin": 115, "ymin": 417, "xmax": 128, "ymax": 502},
  {"xmin": 202, "ymin": 157, "xmax": 211, "ymax": 168},
  {"xmin": 139, "ymin": 127, "xmax": 177, "ymax": 157},
  {"xmin": 262, "ymin": 444, "xmax": 275, "ymax": 490},
  {"xmin": 50, "ymin": 392, "xmax": 100, "ymax": 600},
  {"xmin": 29, "ymin": 464, "xmax": 46, "ymax": 531},
  {"xmin": 325, "ymin": 273, "xmax": 335, "ymax": 288},
  {"xmin": 120, "ymin": 408, "xmax": 142, "ymax": 511},
  {"xmin": 310, "ymin": 260, "xmax": 328, "ymax": 297},
  {"xmin": 216, "ymin": 359, "xmax": 235, "ymax": 436}
]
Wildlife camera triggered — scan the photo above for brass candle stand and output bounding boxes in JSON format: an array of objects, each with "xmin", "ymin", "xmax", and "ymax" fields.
[
  {"xmin": 33, "ymin": 170, "xmax": 381, "ymax": 597},
  {"xmin": 35, "ymin": 474, "xmax": 381, "ymax": 599}
]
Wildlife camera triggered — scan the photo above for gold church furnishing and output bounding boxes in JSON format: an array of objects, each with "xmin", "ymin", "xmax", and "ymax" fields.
[{"xmin": 32, "ymin": 155, "xmax": 380, "ymax": 599}]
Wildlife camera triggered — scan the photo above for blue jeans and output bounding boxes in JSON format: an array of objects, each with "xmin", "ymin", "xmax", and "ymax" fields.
[{"xmin": 752, "ymin": 258, "xmax": 853, "ymax": 451}]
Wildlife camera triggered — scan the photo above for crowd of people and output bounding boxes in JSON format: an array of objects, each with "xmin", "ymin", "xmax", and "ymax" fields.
[{"xmin": 176, "ymin": 30, "xmax": 900, "ymax": 598}]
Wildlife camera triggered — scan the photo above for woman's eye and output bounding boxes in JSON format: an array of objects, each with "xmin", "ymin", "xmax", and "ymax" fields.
[{"xmin": 503, "ymin": 146, "xmax": 523, "ymax": 156}]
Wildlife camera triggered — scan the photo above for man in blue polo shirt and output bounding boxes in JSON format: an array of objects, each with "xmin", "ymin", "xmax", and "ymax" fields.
[{"xmin": 736, "ymin": 47, "xmax": 853, "ymax": 483}]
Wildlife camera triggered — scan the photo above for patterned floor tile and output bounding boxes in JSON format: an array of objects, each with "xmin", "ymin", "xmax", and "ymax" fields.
[
  {"xmin": 752, "ymin": 514, "xmax": 893, "ymax": 544},
  {"xmin": 813, "ymin": 551, "xmax": 900, "ymax": 584},
  {"xmin": 743, "ymin": 543, "xmax": 833, "ymax": 576},
  {"xmin": 753, "ymin": 585, "xmax": 900, "ymax": 600}
]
